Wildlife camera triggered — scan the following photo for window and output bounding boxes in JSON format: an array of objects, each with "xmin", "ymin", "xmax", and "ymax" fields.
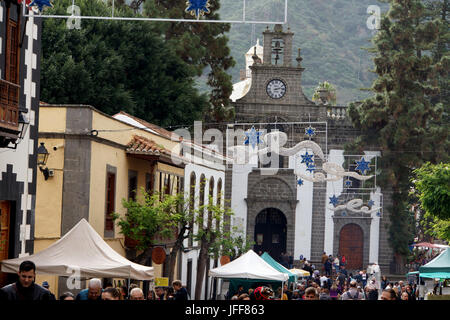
[
  {"xmin": 0, "ymin": 1, "xmax": 21, "ymax": 132},
  {"xmin": 188, "ymin": 172, "xmax": 196, "ymax": 247},
  {"xmin": 145, "ymin": 172, "xmax": 153, "ymax": 194},
  {"xmin": 105, "ymin": 171, "xmax": 116, "ymax": 238},
  {"xmin": 216, "ymin": 179, "xmax": 222, "ymax": 231},
  {"xmin": 128, "ymin": 170, "xmax": 137, "ymax": 201}
]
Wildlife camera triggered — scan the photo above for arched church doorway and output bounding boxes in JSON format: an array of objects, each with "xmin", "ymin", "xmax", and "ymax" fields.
[
  {"xmin": 339, "ymin": 224, "xmax": 363, "ymax": 270},
  {"xmin": 254, "ymin": 208, "xmax": 287, "ymax": 262}
]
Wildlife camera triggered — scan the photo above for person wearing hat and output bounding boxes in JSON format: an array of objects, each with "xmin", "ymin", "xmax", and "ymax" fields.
[{"xmin": 42, "ymin": 281, "xmax": 56, "ymax": 300}]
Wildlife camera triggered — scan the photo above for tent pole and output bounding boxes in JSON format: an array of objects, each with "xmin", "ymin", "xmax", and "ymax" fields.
[{"xmin": 281, "ymin": 281, "xmax": 284, "ymax": 299}]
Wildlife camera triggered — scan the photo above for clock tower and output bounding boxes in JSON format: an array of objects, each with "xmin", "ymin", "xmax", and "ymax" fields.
[{"xmin": 234, "ymin": 24, "xmax": 317, "ymax": 123}]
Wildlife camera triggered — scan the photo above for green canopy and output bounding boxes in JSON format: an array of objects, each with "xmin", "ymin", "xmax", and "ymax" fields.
[
  {"xmin": 260, "ymin": 252, "xmax": 297, "ymax": 282},
  {"xmin": 419, "ymin": 248, "xmax": 450, "ymax": 279}
]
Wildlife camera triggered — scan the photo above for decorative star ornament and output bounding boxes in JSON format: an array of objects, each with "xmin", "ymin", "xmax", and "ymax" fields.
[
  {"xmin": 344, "ymin": 179, "xmax": 352, "ymax": 187},
  {"xmin": 28, "ymin": 0, "xmax": 53, "ymax": 12},
  {"xmin": 342, "ymin": 211, "xmax": 347, "ymax": 217},
  {"xmin": 244, "ymin": 126, "xmax": 262, "ymax": 150},
  {"xmin": 301, "ymin": 152, "xmax": 314, "ymax": 166},
  {"xmin": 185, "ymin": 0, "xmax": 211, "ymax": 19},
  {"xmin": 306, "ymin": 163, "xmax": 316, "ymax": 173},
  {"xmin": 376, "ymin": 211, "xmax": 382, "ymax": 217},
  {"xmin": 355, "ymin": 157, "xmax": 371, "ymax": 175},
  {"xmin": 329, "ymin": 195, "xmax": 339, "ymax": 207},
  {"xmin": 297, "ymin": 179, "xmax": 304, "ymax": 186},
  {"xmin": 305, "ymin": 126, "xmax": 316, "ymax": 138},
  {"xmin": 368, "ymin": 200, "xmax": 375, "ymax": 207}
]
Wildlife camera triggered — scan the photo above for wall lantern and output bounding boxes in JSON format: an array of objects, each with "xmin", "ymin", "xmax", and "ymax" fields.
[
  {"xmin": 37, "ymin": 142, "xmax": 50, "ymax": 180},
  {"xmin": 17, "ymin": 111, "xmax": 30, "ymax": 141}
]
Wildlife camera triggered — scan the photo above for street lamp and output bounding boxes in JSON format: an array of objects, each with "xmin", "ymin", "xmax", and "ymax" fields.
[
  {"xmin": 17, "ymin": 111, "xmax": 30, "ymax": 141},
  {"xmin": 37, "ymin": 142, "xmax": 50, "ymax": 180}
]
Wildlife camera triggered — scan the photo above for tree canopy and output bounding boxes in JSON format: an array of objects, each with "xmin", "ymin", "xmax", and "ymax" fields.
[
  {"xmin": 347, "ymin": 0, "xmax": 449, "ymax": 257},
  {"xmin": 40, "ymin": 0, "xmax": 209, "ymax": 127}
]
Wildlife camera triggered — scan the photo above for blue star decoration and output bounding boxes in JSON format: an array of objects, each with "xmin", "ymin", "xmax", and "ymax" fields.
[
  {"xmin": 355, "ymin": 157, "xmax": 371, "ymax": 175},
  {"xmin": 376, "ymin": 211, "xmax": 382, "ymax": 217},
  {"xmin": 244, "ymin": 127, "xmax": 262, "ymax": 150},
  {"xmin": 306, "ymin": 163, "xmax": 316, "ymax": 173},
  {"xmin": 344, "ymin": 179, "xmax": 352, "ymax": 187},
  {"xmin": 329, "ymin": 195, "xmax": 339, "ymax": 207},
  {"xmin": 29, "ymin": 0, "xmax": 53, "ymax": 12},
  {"xmin": 305, "ymin": 126, "xmax": 316, "ymax": 138},
  {"xmin": 301, "ymin": 152, "xmax": 314, "ymax": 166},
  {"xmin": 185, "ymin": 0, "xmax": 211, "ymax": 19},
  {"xmin": 368, "ymin": 200, "xmax": 375, "ymax": 207},
  {"xmin": 297, "ymin": 179, "xmax": 304, "ymax": 186},
  {"xmin": 342, "ymin": 211, "xmax": 347, "ymax": 217}
]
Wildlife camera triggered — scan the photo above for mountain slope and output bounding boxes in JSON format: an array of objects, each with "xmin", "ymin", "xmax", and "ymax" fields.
[{"xmin": 219, "ymin": 0, "xmax": 389, "ymax": 105}]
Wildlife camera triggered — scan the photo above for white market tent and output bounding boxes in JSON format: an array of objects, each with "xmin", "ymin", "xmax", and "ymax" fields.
[
  {"xmin": 209, "ymin": 250, "xmax": 288, "ymax": 282},
  {"xmin": 0, "ymin": 219, "xmax": 154, "ymax": 280}
]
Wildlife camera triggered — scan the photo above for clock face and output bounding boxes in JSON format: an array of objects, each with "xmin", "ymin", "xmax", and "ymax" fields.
[{"xmin": 266, "ymin": 79, "xmax": 287, "ymax": 99}]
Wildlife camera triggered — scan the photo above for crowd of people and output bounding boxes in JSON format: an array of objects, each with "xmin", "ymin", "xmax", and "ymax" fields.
[
  {"xmin": 226, "ymin": 251, "xmax": 423, "ymax": 301},
  {"xmin": 0, "ymin": 259, "xmax": 427, "ymax": 301},
  {"xmin": 0, "ymin": 260, "xmax": 189, "ymax": 301}
]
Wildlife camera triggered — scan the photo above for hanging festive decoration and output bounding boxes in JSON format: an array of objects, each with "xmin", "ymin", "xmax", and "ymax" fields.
[
  {"xmin": 185, "ymin": 0, "xmax": 211, "ymax": 19},
  {"xmin": 297, "ymin": 179, "xmax": 304, "ymax": 186},
  {"xmin": 301, "ymin": 152, "xmax": 314, "ymax": 166},
  {"xmin": 306, "ymin": 163, "xmax": 316, "ymax": 173},
  {"xmin": 244, "ymin": 126, "xmax": 263, "ymax": 150},
  {"xmin": 28, "ymin": 0, "xmax": 53, "ymax": 12},
  {"xmin": 376, "ymin": 211, "xmax": 382, "ymax": 217},
  {"xmin": 344, "ymin": 179, "xmax": 352, "ymax": 187},
  {"xmin": 342, "ymin": 211, "xmax": 347, "ymax": 217},
  {"xmin": 355, "ymin": 157, "xmax": 371, "ymax": 175},
  {"xmin": 305, "ymin": 126, "xmax": 316, "ymax": 138},
  {"xmin": 329, "ymin": 195, "xmax": 339, "ymax": 207},
  {"xmin": 368, "ymin": 200, "xmax": 375, "ymax": 207},
  {"xmin": 329, "ymin": 198, "xmax": 381, "ymax": 214}
]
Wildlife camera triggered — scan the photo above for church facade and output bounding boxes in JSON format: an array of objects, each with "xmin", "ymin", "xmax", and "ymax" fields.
[{"xmin": 225, "ymin": 25, "xmax": 394, "ymax": 272}]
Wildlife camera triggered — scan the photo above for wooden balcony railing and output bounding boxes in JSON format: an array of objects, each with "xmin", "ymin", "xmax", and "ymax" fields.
[{"xmin": 0, "ymin": 79, "xmax": 20, "ymax": 132}]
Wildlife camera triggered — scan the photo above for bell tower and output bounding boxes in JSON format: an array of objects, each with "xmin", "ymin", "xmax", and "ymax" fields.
[
  {"xmin": 263, "ymin": 24, "xmax": 294, "ymax": 67},
  {"xmin": 234, "ymin": 24, "xmax": 314, "ymax": 109}
]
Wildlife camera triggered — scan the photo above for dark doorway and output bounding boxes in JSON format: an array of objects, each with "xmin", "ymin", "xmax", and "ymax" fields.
[
  {"xmin": 339, "ymin": 224, "xmax": 364, "ymax": 270},
  {"xmin": 253, "ymin": 208, "xmax": 287, "ymax": 262}
]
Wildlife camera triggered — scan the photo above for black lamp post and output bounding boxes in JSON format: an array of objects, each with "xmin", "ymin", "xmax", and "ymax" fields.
[{"xmin": 37, "ymin": 142, "xmax": 50, "ymax": 180}]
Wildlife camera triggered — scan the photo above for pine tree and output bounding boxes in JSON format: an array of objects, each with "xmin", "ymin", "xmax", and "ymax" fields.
[
  {"xmin": 348, "ymin": 0, "xmax": 449, "ymax": 263},
  {"xmin": 143, "ymin": 0, "xmax": 236, "ymax": 122}
]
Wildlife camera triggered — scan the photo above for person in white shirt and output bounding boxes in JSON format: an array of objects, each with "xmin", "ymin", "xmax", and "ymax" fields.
[{"xmin": 320, "ymin": 274, "xmax": 329, "ymax": 288}]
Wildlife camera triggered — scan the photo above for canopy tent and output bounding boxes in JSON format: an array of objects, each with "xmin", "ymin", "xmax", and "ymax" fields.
[
  {"xmin": 260, "ymin": 252, "xmax": 297, "ymax": 282},
  {"xmin": 209, "ymin": 250, "xmax": 288, "ymax": 282},
  {"xmin": 413, "ymin": 242, "xmax": 449, "ymax": 249},
  {"xmin": 209, "ymin": 250, "xmax": 289, "ymax": 299},
  {"xmin": 419, "ymin": 248, "xmax": 450, "ymax": 279},
  {"xmin": 289, "ymin": 268, "xmax": 310, "ymax": 277},
  {"xmin": 0, "ymin": 219, "xmax": 154, "ymax": 280}
]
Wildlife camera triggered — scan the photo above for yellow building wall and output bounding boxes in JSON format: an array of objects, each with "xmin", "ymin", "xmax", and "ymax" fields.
[
  {"xmin": 35, "ymin": 138, "xmax": 66, "ymax": 239},
  {"xmin": 38, "ymin": 107, "xmax": 66, "ymax": 133}
]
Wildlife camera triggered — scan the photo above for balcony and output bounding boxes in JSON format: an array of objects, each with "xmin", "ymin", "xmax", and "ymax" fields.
[{"xmin": 0, "ymin": 79, "xmax": 20, "ymax": 135}]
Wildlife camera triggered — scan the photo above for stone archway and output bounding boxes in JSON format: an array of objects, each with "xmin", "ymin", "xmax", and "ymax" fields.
[{"xmin": 253, "ymin": 208, "xmax": 287, "ymax": 262}]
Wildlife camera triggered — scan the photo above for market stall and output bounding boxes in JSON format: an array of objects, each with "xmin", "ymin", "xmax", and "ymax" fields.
[{"xmin": 0, "ymin": 219, "xmax": 154, "ymax": 280}]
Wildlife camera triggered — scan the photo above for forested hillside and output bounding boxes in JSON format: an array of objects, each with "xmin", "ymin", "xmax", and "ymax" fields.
[{"xmin": 218, "ymin": 0, "xmax": 389, "ymax": 104}]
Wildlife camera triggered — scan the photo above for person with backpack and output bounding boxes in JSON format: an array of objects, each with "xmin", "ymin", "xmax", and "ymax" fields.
[{"xmin": 340, "ymin": 280, "xmax": 364, "ymax": 300}]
